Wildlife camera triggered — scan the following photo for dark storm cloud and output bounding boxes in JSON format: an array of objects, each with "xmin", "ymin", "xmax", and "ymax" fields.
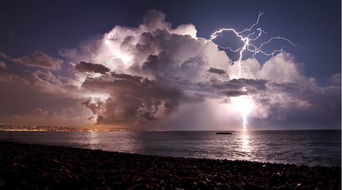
[
  {"xmin": 208, "ymin": 68, "xmax": 226, "ymax": 74},
  {"xmin": 210, "ymin": 79, "xmax": 267, "ymax": 93},
  {"xmin": 222, "ymin": 90, "xmax": 247, "ymax": 97},
  {"xmin": 78, "ymin": 64, "xmax": 274, "ymax": 126},
  {"xmin": 81, "ymin": 73, "xmax": 183, "ymax": 125},
  {"xmin": 12, "ymin": 51, "xmax": 63, "ymax": 70},
  {"xmin": 66, "ymin": 10, "xmax": 231, "ymax": 127},
  {"xmin": 75, "ymin": 61, "xmax": 110, "ymax": 74},
  {"xmin": 171, "ymin": 78, "xmax": 267, "ymax": 100}
]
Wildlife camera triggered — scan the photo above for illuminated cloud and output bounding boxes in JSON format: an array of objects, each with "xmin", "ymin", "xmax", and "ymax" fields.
[
  {"xmin": 61, "ymin": 10, "xmax": 229, "ymax": 81},
  {"xmin": 12, "ymin": 51, "xmax": 63, "ymax": 70},
  {"xmin": 58, "ymin": 10, "xmax": 233, "ymax": 126}
]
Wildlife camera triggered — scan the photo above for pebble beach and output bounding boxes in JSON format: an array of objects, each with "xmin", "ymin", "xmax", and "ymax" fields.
[{"xmin": 0, "ymin": 141, "xmax": 340, "ymax": 189}]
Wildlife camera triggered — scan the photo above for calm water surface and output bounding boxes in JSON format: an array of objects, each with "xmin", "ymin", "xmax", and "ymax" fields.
[{"xmin": 0, "ymin": 130, "xmax": 340, "ymax": 167}]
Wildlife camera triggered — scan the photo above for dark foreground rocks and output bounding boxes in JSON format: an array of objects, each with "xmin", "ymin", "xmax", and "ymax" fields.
[{"xmin": 0, "ymin": 141, "xmax": 340, "ymax": 190}]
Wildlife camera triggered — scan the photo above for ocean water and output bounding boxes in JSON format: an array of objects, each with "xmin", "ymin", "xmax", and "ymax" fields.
[{"xmin": 0, "ymin": 130, "xmax": 340, "ymax": 167}]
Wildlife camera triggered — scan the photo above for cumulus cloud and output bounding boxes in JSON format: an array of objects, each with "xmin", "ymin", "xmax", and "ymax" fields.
[
  {"xmin": 61, "ymin": 10, "xmax": 229, "ymax": 81},
  {"xmin": 13, "ymin": 51, "xmax": 63, "ymax": 70},
  {"xmin": 229, "ymin": 53, "xmax": 304, "ymax": 83},
  {"xmin": 259, "ymin": 53, "xmax": 304, "ymax": 83}
]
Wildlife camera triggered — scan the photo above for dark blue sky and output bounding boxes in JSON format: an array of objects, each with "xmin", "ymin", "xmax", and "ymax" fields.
[{"xmin": 0, "ymin": 0, "xmax": 340, "ymax": 83}]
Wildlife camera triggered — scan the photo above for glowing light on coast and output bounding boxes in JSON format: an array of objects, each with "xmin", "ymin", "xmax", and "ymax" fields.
[{"xmin": 231, "ymin": 96, "xmax": 254, "ymax": 131}]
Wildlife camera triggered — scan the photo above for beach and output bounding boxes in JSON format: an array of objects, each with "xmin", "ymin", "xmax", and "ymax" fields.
[{"xmin": 0, "ymin": 141, "xmax": 340, "ymax": 189}]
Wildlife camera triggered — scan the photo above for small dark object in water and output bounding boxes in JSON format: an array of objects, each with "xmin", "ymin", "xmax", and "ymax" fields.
[{"xmin": 216, "ymin": 132, "xmax": 232, "ymax": 134}]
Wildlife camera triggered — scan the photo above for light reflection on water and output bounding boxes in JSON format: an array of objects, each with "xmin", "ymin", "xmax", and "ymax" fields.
[
  {"xmin": 88, "ymin": 131, "xmax": 98, "ymax": 149},
  {"xmin": 240, "ymin": 130, "xmax": 250, "ymax": 153},
  {"xmin": 0, "ymin": 130, "xmax": 340, "ymax": 167}
]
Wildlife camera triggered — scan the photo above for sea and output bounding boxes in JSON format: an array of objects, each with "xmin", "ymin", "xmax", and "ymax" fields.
[{"xmin": 0, "ymin": 130, "xmax": 340, "ymax": 167}]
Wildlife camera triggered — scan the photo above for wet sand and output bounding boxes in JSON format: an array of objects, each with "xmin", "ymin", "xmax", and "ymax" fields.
[{"xmin": 0, "ymin": 141, "xmax": 340, "ymax": 189}]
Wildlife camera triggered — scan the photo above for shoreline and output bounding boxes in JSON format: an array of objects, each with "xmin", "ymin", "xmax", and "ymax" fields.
[
  {"xmin": 0, "ymin": 129, "xmax": 340, "ymax": 132},
  {"xmin": 0, "ymin": 141, "xmax": 340, "ymax": 189}
]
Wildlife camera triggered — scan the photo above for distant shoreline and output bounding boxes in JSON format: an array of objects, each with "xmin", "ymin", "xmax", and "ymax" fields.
[
  {"xmin": 0, "ymin": 129, "xmax": 340, "ymax": 132},
  {"xmin": 0, "ymin": 141, "xmax": 340, "ymax": 189}
]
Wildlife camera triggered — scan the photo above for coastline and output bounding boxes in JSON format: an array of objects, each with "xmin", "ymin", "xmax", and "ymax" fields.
[{"xmin": 0, "ymin": 141, "xmax": 340, "ymax": 189}]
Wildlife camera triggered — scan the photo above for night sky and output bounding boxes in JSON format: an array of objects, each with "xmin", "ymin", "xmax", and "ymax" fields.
[{"xmin": 0, "ymin": 0, "xmax": 340, "ymax": 130}]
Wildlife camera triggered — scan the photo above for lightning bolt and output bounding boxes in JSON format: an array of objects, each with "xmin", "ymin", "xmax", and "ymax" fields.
[
  {"xmin": 210, "ymin": 12, "xmax": 296, "ymax": 131},
  {"xmin": 210, "ymin": 11, "xmax": 296, "ymax": 79}
]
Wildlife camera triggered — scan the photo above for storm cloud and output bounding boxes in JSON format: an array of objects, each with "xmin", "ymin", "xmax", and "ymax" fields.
[
  {"xmin": 76, "ymin": 61, "xmax": 110, "ymax": 74},
  {"xmin": 0, "ymin": 10, "xmax": 339, "ymax": 129},
  {"xmin": 81, "ymin": 73, "xmax": 183, "ymax": 126},
  {"xmin": 60, "ymin": 10, "xmax": 340, "ymax": 129}
]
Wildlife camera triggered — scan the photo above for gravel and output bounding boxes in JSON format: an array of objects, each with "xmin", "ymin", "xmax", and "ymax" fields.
[{"xmin": 0, "ymin": 141, "xmax": 340, "ymax": 189}]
